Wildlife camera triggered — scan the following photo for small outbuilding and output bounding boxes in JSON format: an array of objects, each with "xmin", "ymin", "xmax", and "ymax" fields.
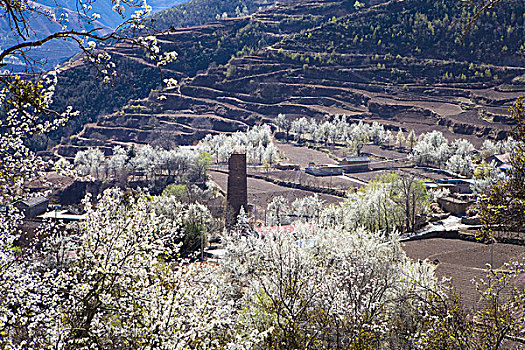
[
  {"xmin": 275, "ymin": 163, "xmax": 301, "ymax": 171},
  {"xmin": 486, "ymin": 154, "xmax": 513, "ymax": 173},
  {"xmin": 15, "ymin": 196, "xmax": 49, "ymax": 218},
  {"xmin": 305, "ymin": 165, "xmax": 343, "ymax": 176},
  {"xmin": 339, "ymin": 156, "xmax": 370, "ymax": 172},
  {"xmin": 438, "ymin": 179, "xmax": 475, "ymax": 194}
]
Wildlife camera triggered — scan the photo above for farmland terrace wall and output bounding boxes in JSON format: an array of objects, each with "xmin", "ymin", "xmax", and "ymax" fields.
[{"xmin": 57, "ymin": 0, "xmax": 525, "ymax": 155}]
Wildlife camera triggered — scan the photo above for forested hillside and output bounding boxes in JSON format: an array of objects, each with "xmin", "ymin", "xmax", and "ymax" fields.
[
  {"xmin": 146, "ymin": 0, "xmax": 276, "ymax": 32},
  {"xmin": 283, "ymin": 0, "xmax": 524, "ymax": 65},
  {"xmin": 39, "ymin": 0, "xmax": 280, "ymax": 150},
  {"xmin": 51, "ymin": 0, "xmax": 525, "ymax": 156}
]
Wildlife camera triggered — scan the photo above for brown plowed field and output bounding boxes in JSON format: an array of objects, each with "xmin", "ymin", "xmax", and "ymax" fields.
[
  {"xmin": 209, "ymin": 169, "xmax": 342, "ymax": 219},
  {"xmin": 276, "ymin": 142, "xmax": 336, "ymax": 166},
  {"xmin": 402, "ymin": 239, "xmax": 525, "ymax": 308}
]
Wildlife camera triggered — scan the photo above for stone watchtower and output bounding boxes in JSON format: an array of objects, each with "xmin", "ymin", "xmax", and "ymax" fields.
[{"xmin": 226, "ymin": 153, "xmax": 247, "ymax": 226}]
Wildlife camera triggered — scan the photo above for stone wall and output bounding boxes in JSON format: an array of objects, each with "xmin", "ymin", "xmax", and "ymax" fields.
[{"xmin": 437, "ymin": 196, "xmax": 474, "ymax": 216}]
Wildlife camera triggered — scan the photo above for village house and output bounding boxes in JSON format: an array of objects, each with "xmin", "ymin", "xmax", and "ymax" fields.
[
  {"xmin": 438, "ymin": 178, "xmax": 475, "ymax": 194},
  {"xmin": 339, "ymin": 156, "xmax": 371, "ymax": 172},
  {"xmin": 15, "ymin": 196, "xmax": 49, "ymax": 218},
  {"xmin": 486, "ymin": 154, "xmax": 513, "ymax": 173}
]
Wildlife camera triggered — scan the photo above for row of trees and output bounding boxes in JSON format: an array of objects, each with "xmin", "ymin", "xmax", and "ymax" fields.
[
  {"xmin": 277, "ymin": 114, "xmax": 405, "ymax": 154},
  {"xmin": 198, "ymin": 125, "xmax": 280, "ymax": 165},
  {"xmin": 74, "ymin": 145, "xmax": 211, "ymax": 186},
  {"xmin": 277, "ymin": 113, "xmax": 512, "ymax": 179},
  {"xmin": 412, "ymin": 130, "xmax": 515, "ymax": 177}
]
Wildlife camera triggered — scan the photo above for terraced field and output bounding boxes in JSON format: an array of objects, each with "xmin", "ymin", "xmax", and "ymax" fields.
[{"xmin": 55, "ymin": 0, "xmax": 525, "ymax": 156}]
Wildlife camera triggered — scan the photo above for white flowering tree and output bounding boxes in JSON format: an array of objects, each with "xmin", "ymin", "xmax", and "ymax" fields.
[
  {"xmin": 369, "ymin": 121, "xmax": 389, "ymax": 145},
  {"xmin": 276, "ymin": 113, "xmax": 291, "ymax": 138},
  {"xmin": 74, "ymin": 147, "xmax": 107, "ymax": 179},
  {"xmin": 0, "ymin": 82, "xmax": 227, "ymax": 346},
  {"xmin": 347, "ymin": 121, "xmax": 370, "ymax": 155},
  {"xmin": 411, "ymin": 130, "xmax": 450, "ymax": 167},
  {"xmin": 0, "ymin": 71, "xmax": 78, "ymax": 205},
  {"xmin": 0, "ymin": 188, "xmax": 245, "ymax": 349},
  {"xmin": 396, "ymin": 129, "xmax": 406, "ymax": 149},
  {"xmin": 107, "ymin": 145, "xmax": 128, "ymax": 178},
  {"xmin": 290, "ymin": 194, "xmax": 324, "ymax": 224},
  {"xmin": 446, "ymin": 154, "xmax": 473, "ymax": 176},
  {"xmin": 481, "ymin": 137, "xmax": 516, "ymax": 159},
  {"xmin": 199, "ymin": 125, "xmax": 279, "ymax": 165},
  {"xmin": 451, "ymin": 138, "xmax": 474, "ymax": 157},
  {"xmin": 74, "ymin": 144, "xmax": 211, "ymax": 187},
  {"xmin": 444, "ymin": 139, "xmax": 475, "ymax": 176},
  {"xmin": 329, "ymin": 181, "xmax": 401, "ymax": 232},
  {"xmin": 153, "ymin": 194, "xmax": 214, "ymax": 256},
  {"xmin": 263, "ymin": 142, "xmax": 279, "ymax": 167},
  {"xmin": 407, "ymin": 129, "xmax": 417, "ymax": 151},
  {"xmin": 314, "ymin": 120, "xmax": 331, "ymax": 146},
  {"xmin": 266, "ymin": 195, "xmax": 325, "ymax": 226},
  {"xmin": 266, "ymin": 196, "xmax": 290, "ymax": 226},
  {"xmin": 332, "ymin": 114, "xmax": 348, "ymax": 142},
  {"xmin": 319, "ymin": 174, "xmax": 427, "ymax": 233},
  {"xmin": 222, "ymin": 225, "xmax": 439, "ymax": 349},
  {"xmin": 290, "ymin": 117, "xmax": 310, "ymax": 143},
  {"xmin": 472, "ymin": 160, "xmax": 506, "ymax": 194}
]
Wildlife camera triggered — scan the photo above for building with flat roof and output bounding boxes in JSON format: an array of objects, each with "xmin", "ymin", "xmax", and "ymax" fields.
[
  {"xmin": 305, "ymin": 165, "xmax": 343, "ymax": 176},
  {"xmin": 39, "ymin": 209, "xmax": 87, "ymax": 222},
  {"xmin": 438, "ymin": 178, "xmax": 475, "ymax": 194}
]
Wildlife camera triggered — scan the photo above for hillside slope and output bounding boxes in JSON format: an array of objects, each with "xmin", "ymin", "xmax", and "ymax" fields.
[
  {"xmin": 54, "ymin": 0, "xmax": 525, "ymax": 156},
  {"xmin": 1, "ymin": 0, "xmax": 274, "ymax": 72},
  {"xmin": 47, "ymin": 0, "xmax": 294, "ymax": 147}
]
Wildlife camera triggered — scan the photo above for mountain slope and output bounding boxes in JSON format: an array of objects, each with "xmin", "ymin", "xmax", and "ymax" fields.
[
  {"xmin": 46, "ymin": 0, "xmax": 287, "ymax": 149},
  {"xmin": 54, "ymin": 0, "xmax": 525, "ymax": 156},
  {"xmin": 146, "ymin": 0, "xmax": 276, "ymax": 32}
]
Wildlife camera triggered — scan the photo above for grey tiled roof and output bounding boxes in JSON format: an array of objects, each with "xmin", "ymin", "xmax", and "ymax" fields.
[{"xmin": 19, "ymin": 196, "xmax": 48, "ymax": 207}]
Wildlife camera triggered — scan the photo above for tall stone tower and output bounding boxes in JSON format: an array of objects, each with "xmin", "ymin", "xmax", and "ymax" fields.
[{"xmin": 227, "ymin": 153, "xmax": 247, "ymax": 226}]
